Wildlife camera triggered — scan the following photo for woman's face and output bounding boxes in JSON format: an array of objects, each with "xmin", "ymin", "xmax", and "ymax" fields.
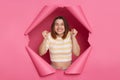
[{"xmin": 54, "ymin": 19, "xmax": 65, "ymax": 36}]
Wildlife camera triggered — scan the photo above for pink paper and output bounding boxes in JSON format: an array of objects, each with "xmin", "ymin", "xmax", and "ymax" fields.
[
  {"xmin": 1, "ymin": 0, "xmax": 120, "ymax": 80},
  {"xmin": 25, "ymin": 46, "xmax": 56, "ymax": 76},
  {"xmin": 24, "ymin": 5, "xmax": 91, "ymax": 76},
  {"xmin": 65, "ymin": 46, "xmax": 92, "ymax": 74}
]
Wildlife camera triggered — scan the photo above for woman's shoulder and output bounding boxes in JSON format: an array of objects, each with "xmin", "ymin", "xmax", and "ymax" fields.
[
  {"xmin": 47, "ymin": 32, "xmax": 51, "ymax": 36},
  {"xmin": 68, "ymin": 31, "xmax": 71, "ymax": 35},
  {"xmin": 67, "ymin": 31, "xmax": 71, "ymax": 37},
  {"xmin": 64, "ymin": 31, "xmax": 71, "ymax": 40},
  {"xmin": 47, "ymin": 32, "xmax": 53, "ymax": 40},
  {"xmin": 47, "ymin": 32, "xmax": 51, "ymax": 38}
]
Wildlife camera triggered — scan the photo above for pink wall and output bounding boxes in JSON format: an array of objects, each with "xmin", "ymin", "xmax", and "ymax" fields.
[{"xmin": 0, "ymin": 0, "xmax": 120, "ymax": 80}]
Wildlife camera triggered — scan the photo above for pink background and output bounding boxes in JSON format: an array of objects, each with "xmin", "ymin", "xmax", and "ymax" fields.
[{"xmin": 0, "ymin": 0, "xmax": 120, "ymax": 80}]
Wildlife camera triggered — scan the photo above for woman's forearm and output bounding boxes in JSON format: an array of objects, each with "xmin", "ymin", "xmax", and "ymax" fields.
[
  {"xmin": 39, "ymin": 39, "xmax": 48, "ymax": 56},
  {"xmin": 72, "ymin": 36, "xmax": 80, "ymax": 56}
]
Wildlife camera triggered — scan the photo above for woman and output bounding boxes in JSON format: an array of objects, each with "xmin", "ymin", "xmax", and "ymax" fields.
[{"xmin": 39, "ymin": 16, "xmax": 80, "ymax": 70}]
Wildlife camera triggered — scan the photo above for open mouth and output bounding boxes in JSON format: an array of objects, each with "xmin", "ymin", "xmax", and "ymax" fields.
[
  {"xmin": 24, "ymin": 5, "xmax": 92, "ymax": 76},
  {"xmin": 57, "ymin": 29, "xmax": 63, "ymax": 32}
]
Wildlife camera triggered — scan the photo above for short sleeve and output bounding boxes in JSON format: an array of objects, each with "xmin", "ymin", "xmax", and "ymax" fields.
[
  {"xmin": 66, "ymin": 31, "xmax": 72, "ymax": 39},
  {"xmin": 46, "ymin": 39, "xmax": 49, "ymax": 51},
  {"xmin": 45, "ymin": 32, "xmax": 50, "ymax": 51}
]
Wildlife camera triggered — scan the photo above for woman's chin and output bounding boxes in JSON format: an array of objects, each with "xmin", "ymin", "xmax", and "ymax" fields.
[{"xmin": 56, "ymin": 32, "xmax": 64, "ymax": 36}]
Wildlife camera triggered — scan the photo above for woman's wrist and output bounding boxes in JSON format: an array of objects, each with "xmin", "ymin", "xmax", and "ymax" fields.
[{"xmin": 71, "ymin": 35, "xmax": 76, "ymax": 39}]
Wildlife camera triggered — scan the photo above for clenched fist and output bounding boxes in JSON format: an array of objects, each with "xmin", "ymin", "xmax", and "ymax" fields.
[
  {"xmin": 42, "ymin": 30, "xmax": 49, "ymax": 39},
  {"xmin": 71, "ymin": 28, "xmax": 78, "ymax": 37}
]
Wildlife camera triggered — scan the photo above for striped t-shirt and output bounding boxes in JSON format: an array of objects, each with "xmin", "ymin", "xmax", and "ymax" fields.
[{"xmin": 46, "ymin": 31, "xmax": 72, "ymax": 62}]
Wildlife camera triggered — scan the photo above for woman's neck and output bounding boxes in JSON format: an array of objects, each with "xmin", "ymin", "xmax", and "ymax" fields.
[{"xmin": 57, "ymin": 34, "xmax": 63, "ymax": 37}]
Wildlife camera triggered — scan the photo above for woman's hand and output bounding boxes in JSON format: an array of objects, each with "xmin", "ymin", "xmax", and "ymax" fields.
[
  {"xmin": 42, "ymin": 30, "xmax": 49, "ymax": 39},
  {"xmin": 71, "ymin": 28, "xmax": 78, "ymax": 37}
]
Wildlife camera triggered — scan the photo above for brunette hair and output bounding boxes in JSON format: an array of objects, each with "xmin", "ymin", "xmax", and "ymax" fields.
[{"xmin": 51, "ymin": 16, "xmax": 70, "ymax": 39}]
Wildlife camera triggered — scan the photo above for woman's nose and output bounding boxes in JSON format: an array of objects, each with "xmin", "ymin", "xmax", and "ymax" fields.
[{"xmin": 58, "ymin": 24, "xmax": 62, "ymax": 28}]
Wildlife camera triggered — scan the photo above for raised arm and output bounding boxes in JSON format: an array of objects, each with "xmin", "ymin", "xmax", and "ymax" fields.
[
  {"xmin": 39, "ymin": 30, "xmax": 49, "ymax": 56},
  {"xmin": 71, "ymin": 28, "xmax": 80, "ymax": 56}
]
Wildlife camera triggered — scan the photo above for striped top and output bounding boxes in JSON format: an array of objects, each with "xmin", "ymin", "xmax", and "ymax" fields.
[{"xmin": 46, "ymin": 31, "xmax": 72, "ymax": 62}]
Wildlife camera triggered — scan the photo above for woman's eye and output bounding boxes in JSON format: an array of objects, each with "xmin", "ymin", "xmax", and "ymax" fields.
[{"xmin": 55, "ymin": 23, "xmax": 58, "ymax": 26}]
